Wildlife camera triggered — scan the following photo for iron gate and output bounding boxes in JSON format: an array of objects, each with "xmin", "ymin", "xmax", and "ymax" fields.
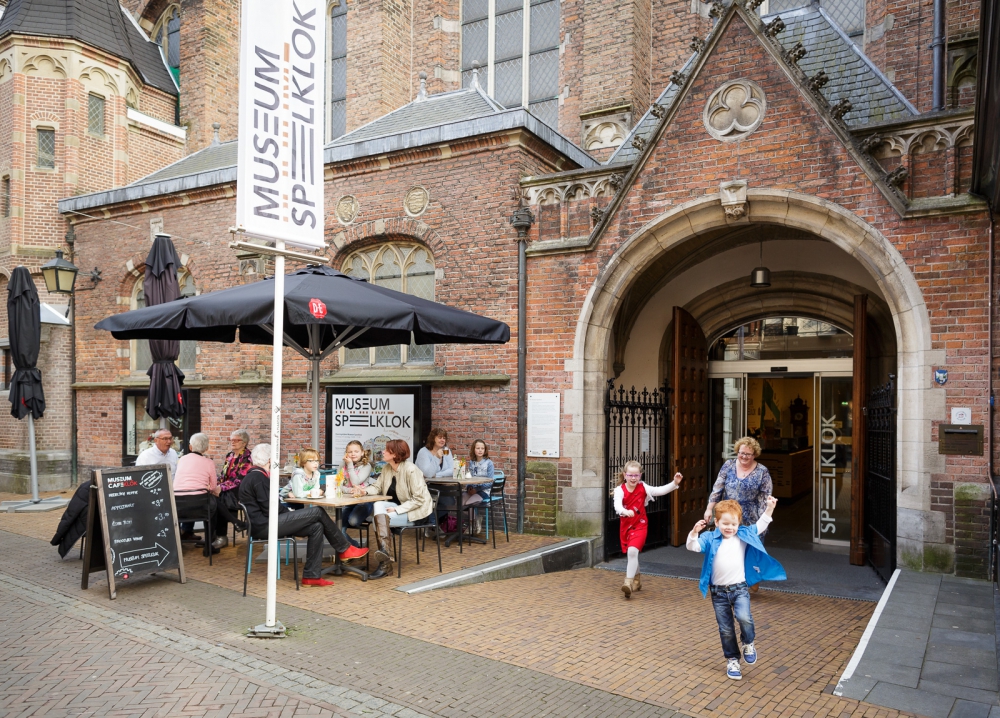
[
  {"xmin": 865, "ymin": 375, "xmax": 897, "ymax": 582},
  {"xmin": 604, "ymin": 381, "xmax": 670, "ymax": 560}
]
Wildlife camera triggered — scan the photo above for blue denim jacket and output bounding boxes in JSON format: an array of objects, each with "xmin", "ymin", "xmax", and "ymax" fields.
[{"xmin": 696, "ymin": 525, "xmax": 786, "ymax": 598}]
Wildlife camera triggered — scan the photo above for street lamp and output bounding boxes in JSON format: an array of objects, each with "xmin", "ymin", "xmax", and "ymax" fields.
[{"xmin": 41, "ymin": 249, "xmax": 102, "ymax": 294}]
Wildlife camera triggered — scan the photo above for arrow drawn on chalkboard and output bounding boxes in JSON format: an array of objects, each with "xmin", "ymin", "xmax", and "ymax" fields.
[
  {"xmin": 118, "ymin": 542, "xmax": 171, "ymax": 572},
  {"xmin": 139, "ymin": 471, "xmax": 164, "ymax": 489}
]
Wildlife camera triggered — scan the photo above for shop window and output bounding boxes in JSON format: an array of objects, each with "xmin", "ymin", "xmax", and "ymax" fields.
[
  {"xmin": 1, "ymin": 176, "xmax": 9, "ymax": 217},
  {"xmin": 131, "ymin": 270, "xmax": 197, "ymax": 374},
  {"xmin": 340, "ymin": 244, "xmax": 435, "ymax": 366},
  {"xmin": 461, "ymin": 0, "xmax": 560, "ymax": 130},
  {"xmin": 37, "ymin": 129, "xmax": 55, "ymax": 169},
  {"xmin": 328, "ymin": 0, "xmax": 348, "ymax": 140},
  {"xmin": 152, "ymin": 5, "xmax": 181, "ymax": 84},
  {"xmin": 122, "ymin": 388, "xmax": 200, "ymax": 465}
]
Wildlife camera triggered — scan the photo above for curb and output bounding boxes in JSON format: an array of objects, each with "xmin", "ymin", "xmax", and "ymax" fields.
[{"xmin": 396, "ymin": 537, "xmax": 600, "ymax": 594}]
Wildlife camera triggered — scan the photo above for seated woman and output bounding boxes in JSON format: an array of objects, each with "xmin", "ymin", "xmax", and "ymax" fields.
[
  {"xmin": 353, "ymin": 439, "xmax": 432, "ymax": 578},
  {"xmin": 414, "ymin": 428, "xmax": 454, "ymax": 479},
  {"xmin": 173, "ymin": 433, "xmax": 239, "ymax": 555},
  {"xmin": 339, "ymin": 441, "xmax": 374, "ymax": 544},
  {"xmin": 216, "ymin": 429, "xmax": 252, "ymax": 542},
  {"xmin": 285, "ymin": 448, "xmax": 321, "ymax": 501}
]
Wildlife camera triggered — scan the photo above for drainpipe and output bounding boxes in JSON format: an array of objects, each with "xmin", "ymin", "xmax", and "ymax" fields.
[
  {"xmin": 510, "ymin": 206, "xmax": 534, "ymax": 534},
  {"xmin": 932, "ymin": 0, "xmax": 947, "ymax": 111}
]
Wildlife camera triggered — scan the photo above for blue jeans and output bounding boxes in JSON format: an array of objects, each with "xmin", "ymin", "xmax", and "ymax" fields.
[
  {"xmin": 341, "ymin": 502, "xmax": 373, "ymax": 528},
  {"xmin": 711, "ymin": 583, "xmax": 755, "ymax": 660}
]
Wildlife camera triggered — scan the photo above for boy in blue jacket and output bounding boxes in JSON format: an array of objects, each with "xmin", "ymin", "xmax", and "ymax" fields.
[{"xmin": 687, "ymin": 496, "xmax": 785, "ymax": 681}]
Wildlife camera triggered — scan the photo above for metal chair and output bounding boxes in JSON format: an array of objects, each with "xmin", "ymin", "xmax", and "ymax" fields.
[
  {"xmin": 392, "ymin": 489, "xmax": 442, "ymax": 578},
  {"xmin": 174, "ymin": 491, "xmax": 215, "ymax": 565},
  {"xmin": 475, "ymin": 473, "xmax": 509, "ymax": 546},
  {"xmin": 239, "ymin": 502, "xmax": 299, "ymax": 596}
]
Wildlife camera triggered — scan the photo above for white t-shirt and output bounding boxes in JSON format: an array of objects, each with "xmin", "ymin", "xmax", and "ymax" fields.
[{"xmin": 686, "ymin": 514, "xmax": 772, "ymax": 586}]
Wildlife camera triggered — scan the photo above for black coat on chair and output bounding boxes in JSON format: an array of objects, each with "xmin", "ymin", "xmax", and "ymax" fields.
[{"xmin": 50, "ymin": 482, "xmax": 91, "ymax": 558}]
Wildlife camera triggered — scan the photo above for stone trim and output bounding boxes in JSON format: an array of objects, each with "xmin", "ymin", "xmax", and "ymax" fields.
[
  {"xmin": 562, "ymin": 189, "xmax": 944, "ymax": 569},
  {"xmin": 72, "ymin": 373, "xmax": 510, "ymax": 389}
]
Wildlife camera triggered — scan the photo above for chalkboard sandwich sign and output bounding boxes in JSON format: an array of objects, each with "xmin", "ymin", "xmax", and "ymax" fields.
[{"xmin": 82, "ymin": 464, "xmax": 186, "ymax": 599}]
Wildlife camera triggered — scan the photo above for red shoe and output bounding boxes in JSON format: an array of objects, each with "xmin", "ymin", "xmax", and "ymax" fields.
[
  {"xmin": 337, "ymin": 545, "xmax": 369, "ymax": 561},
  {"xmin": 301, "ymin": 577, "xmax": 334, "ymax": 587}
]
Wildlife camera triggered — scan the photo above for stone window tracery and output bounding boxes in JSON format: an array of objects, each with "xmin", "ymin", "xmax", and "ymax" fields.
[
  {"xmin": 328, "ymin": 0, "xmax": 348, "ymax": 140},
  {"xmin": 461, "ymin": 0, "xmax": 560, "ymax": 130},
  {"xmin": 340, "ymin": 244, "xmax": 435, "ymax": 366},
  {"xmin": 131, "ymin": 270, "xmax": 197, "ymax": 374},
  {"xmin": 152, "ymin": 5, "xmax": 181, "ymax": 85}
]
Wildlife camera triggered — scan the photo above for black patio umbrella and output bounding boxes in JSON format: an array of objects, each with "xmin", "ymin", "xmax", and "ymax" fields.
[
  {"xmin": 143, "ymin": 234, "xmax": 185, "ymax": 421},
  {"xmin": 7, "ymin": 266, "xmax": 45, "ymax": 502},
  {"xmin": 95, "ymin": 264, "xmax": 510, "ymax": 445},
  {"xmin": 7, "ymin": 266, "xmax": 44, "ymax": 421}
]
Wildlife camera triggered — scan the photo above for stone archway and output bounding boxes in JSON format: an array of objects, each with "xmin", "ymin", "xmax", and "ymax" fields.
[{"xmin": 562, "ymin": 190, "xmax": 941, "ymax": 567}]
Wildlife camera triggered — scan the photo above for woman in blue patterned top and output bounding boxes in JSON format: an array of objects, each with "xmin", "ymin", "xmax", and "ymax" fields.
[{"xmin": 705, "ymin": 436, "xmax": 773, "ymax": 534}]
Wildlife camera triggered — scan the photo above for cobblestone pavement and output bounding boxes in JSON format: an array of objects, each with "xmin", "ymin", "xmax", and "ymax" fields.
[{"xmin": 1, "ymin": 498, "xmax": 914, "ymax": 718}]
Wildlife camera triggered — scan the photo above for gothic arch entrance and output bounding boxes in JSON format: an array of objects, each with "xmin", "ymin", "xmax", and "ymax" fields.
[{"xmin": 565, "ymin": 191, "xmax": 934, "ymax": 573}]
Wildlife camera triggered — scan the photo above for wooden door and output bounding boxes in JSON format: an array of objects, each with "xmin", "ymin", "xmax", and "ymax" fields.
[
  {"xmin": 850, "ymin": 294, "xmax": 868, "ymax": 565},
  {"xmin": 670, "ymin": 307, "xmax": 709, "ymax": 545}
]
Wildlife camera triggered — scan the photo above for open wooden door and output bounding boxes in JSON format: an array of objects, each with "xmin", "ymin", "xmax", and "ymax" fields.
[
  {"xmin": 671, "ymin": 307, "xmax": 709, "ymax": 545},
  {"xmin": 850, "ymin": 294, "xmax": 868, "ymax": 565}
]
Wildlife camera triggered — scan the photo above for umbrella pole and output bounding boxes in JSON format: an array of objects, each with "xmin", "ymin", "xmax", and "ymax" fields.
[
  {"xmin": 264, "ymin": 245, "xmax": 285, "ymax": 634},
  {"xmin": 311, "ymin": 357, "xmax": 321, "ymax": 451},
  {"xmin": 27, "ymin": 413, "xmax": 39, "ymax": 504}
]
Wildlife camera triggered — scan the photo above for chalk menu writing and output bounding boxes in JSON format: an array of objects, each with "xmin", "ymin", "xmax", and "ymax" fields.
[{"xmin": 83, "ymin": 464, "xmax": 185, "ymax": 600}]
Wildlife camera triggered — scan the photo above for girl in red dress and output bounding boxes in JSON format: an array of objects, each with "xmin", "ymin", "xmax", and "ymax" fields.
[{"xmin": 613, "ymin": 460, "xmax": 683, "ymax": 598}]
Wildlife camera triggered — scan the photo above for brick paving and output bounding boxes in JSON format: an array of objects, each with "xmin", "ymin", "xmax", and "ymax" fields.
[{"xmin": 1, "ymin": 501, "xmax": 915, "ymax": 717}]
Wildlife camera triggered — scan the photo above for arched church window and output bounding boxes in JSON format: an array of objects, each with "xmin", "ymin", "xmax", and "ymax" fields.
[
  {"xmin": 340, "ymin": 244, "xmax": 436, "ymax": 366},
  {"xmin": 460, "ymin": 0, "xmax": 560, "ymax": 130},
  {"xmin": 131, "ymin": 269, "xmax": 197, "ymax": 374},
  {"xmin": 328, "ymin": 0, "xmax": 348, "ymax": 140},
  {"xmin": 152, "ymin": 5, "xmax": 181, "ymax": 84}
]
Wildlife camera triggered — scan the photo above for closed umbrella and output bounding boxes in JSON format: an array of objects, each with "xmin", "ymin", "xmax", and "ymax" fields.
[
  {"xmin": 143, "ymin": 234, "xmax": 185, "ymax": 423},
  {"xmin": 95, "ymin": 264, "xmax": 510, "ymax": 446},
  {"xmin": 7, "ymin": 266, "xmax": 45, "ymax": 502}
]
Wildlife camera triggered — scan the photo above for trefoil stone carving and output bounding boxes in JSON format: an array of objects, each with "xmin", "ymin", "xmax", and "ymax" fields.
[{"xmin": 703, "ymin": 79, "xmax": 767, "ymax": 142}]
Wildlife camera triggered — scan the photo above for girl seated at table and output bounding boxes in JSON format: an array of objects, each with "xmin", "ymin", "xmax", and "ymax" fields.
[
  {"xmin": 339, "ymin": 440, "xmax": 374, "ymax": 546},
  {"xmin": 284, "ymin": 448, "xmax": 321, "ymax": 501},
  {"xmin": 467, "ymin": 440, "xmax": 495, "ymax": 502},
  {"xmin": 353, "ymin": 439, "xmax": 432, "ymax": 578}
]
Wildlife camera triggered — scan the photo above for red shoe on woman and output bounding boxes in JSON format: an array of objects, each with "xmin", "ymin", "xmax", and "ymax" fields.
[
  {"xmin": 337, "ymin": 545, "xmax": 369, "ymax": 561},
  {"xmin": 301, "ymin": 577, "xmax": 335, "ymax": 587}
]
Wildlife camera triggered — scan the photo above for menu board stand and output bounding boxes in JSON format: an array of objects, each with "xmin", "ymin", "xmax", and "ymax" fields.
[{"xmin": 81, "ymin": 464, "xmax": 186, "ymax": 599}]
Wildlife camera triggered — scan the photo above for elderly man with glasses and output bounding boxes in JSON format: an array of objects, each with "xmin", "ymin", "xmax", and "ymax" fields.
[{"xmin": 135, "ymin": 427, "xmax": 179, "ymax": 476}]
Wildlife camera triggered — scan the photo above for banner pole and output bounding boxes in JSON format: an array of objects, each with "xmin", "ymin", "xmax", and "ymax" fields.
[{"xmin": 265, "ymin": 242, "xmax": 285, "ymax": 630}]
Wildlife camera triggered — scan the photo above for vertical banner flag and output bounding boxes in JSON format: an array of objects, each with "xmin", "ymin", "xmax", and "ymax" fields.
[{"xmin": 236, "ymin": 0, "xmax": 326, "ymax": 250}]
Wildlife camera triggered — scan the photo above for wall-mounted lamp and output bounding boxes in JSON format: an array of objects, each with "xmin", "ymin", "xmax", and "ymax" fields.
[{"xmin": 40, "ymin": 250, "xmax": 101, "ymax": 294}]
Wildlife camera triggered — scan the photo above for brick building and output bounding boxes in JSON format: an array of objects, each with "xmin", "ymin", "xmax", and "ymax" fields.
[
  {"xmin": 0, "ymin": 0, "xmax": 185, "ymax": 491},
  {"xmin": 0, "ymin": 0, "xmax": 983, "ymax": 579}
]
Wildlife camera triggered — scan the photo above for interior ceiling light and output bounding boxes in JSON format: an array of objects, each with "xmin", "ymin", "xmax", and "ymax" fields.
[{"xmin": 750, "ymin": 238, "xmax": 771, "ymax": 288}]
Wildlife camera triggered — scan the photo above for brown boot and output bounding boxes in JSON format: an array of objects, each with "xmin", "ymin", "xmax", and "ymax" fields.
[
  {"xmin": 633, "ymin": 572, "xmax": 642, "ymax": 592},
  {"xmin": 372, "ymin": 513, "xmax": 395, "ymax": 565},
  {"xmin": 621, "ymin": 578, "xmax": 633, "ymax": 599}
]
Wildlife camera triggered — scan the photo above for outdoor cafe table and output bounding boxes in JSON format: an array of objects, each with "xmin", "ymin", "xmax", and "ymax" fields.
[
  {"xmin": 283, "ymin": 494, "xmax": 389, "ymax": 581},
  {"xmin": 425, "ymin": 477, "xmax": 490, "ymax": 552}
]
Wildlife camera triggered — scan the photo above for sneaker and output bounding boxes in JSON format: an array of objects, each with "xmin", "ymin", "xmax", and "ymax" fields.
[
  {"xmin": 301, "ymin": 577, "xmax": 335, "ymax": 587},
  {"xmin": 743, "ymin": 643, "xmax": 757, "ymax": 664},
  {"xmin": 337, "ymin": 545, "xmax": 369, "ymax": 561},
  {"xmin": 726, "ymin": 659, "xmax": 742, "ymax": 680}
]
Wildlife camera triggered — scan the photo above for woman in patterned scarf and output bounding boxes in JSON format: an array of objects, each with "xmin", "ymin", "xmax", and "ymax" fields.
[{"xmin": 217, "ymin": 428, "xmax": 252, "ymax": 540}]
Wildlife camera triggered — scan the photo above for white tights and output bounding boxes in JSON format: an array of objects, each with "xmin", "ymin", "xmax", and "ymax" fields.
[{"xmin": 626, "ymin": 546, "xmax": 640, "ymax": 579}]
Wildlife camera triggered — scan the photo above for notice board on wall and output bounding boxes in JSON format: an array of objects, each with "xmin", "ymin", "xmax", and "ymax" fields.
[
  {"xmin": 81, "ymin": 464, "xmax": 186, "ymax": 599},
  {"xmin": 527, "ymin": 392, "xmax": 560, "ymax": 458}
]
